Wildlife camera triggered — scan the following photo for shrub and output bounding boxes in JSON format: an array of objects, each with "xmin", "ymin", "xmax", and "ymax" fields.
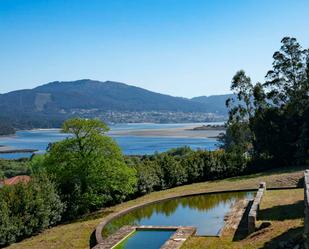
[{"xmin": 0, "ymin": 173, "xmax": 64, "ymax": 247}]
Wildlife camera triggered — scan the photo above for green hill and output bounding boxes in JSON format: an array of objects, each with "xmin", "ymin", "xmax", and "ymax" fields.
[{"xmin": 0, "ymin": 79, "xmax": 230, "ymax": 129}]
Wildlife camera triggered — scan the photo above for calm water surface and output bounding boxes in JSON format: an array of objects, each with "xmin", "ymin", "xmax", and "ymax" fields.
[
  {"xmin": 103, "ymin": 191, "xmax": 254, "ymax": 237},
  {"xmin": 0, "ymin": 123, "xmax": 221, "ymax": 159},
  {"xmin": 114, "ymin": 230, "xmax": 175, "ymax": 249}
]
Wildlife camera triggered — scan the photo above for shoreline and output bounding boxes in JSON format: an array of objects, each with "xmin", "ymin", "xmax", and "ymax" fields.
[
  {"xmin": 0, "ymin": 124, "xmax": 225, "ymax": 156},
  {"xmin": 0, "ymin": 149, "xmax": 37, "ymax": 154},
  {"xmin": 109, "ymin": 125, "xmax": 225, "ymax": 138},
  {"xmin": 0, "ymin": 145, "xmax": 14, "ymax": 152}
]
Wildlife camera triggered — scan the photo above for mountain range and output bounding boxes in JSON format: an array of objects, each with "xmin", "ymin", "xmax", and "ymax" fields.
[{"xmin": 0, "ymin": 79, "xmax": 232, "ymax": 129}]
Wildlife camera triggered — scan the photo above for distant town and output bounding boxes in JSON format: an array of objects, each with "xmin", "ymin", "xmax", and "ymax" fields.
[{"xmin": 70, "ymin": 110, "xmax": 226, "ymax": 124}]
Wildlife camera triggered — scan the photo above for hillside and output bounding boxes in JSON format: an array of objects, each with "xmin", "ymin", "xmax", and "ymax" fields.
[
  {"xmin": 191, "ymin": 94, "xmax": 234, "ymax": 115},
  {"xmin": 5, "ymin": 167, "xmax": 305, "ymax": 249},
  {"xmin": 0, "ymin": 79, "xmax": 205, "ymax": 112},
  {"xmin": 0, "ymin": 80, "xmax": 230, "ymax": 129}
]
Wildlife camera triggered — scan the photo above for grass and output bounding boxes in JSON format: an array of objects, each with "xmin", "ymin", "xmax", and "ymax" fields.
[
  {"xmin": 6, "ymin": 167, "xmax": 306, "ymax": 249},
  {"xmin": 182, "ymin": 189, "xmax": 304, "ymax": 249}
]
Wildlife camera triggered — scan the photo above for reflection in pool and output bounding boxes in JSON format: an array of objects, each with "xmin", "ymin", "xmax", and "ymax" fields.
[
  {"xmin": 103, "ymin": 191, "xmax": 254, "ymax": 237},
  {"xmin": 114, "ymin": 230, "xmax": 175, "ymax": 249}
]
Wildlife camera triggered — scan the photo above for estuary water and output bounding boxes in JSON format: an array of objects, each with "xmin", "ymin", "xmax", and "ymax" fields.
[{"xmin": 0, "ymin": 123, "xmax": 223, "ymax": 159}]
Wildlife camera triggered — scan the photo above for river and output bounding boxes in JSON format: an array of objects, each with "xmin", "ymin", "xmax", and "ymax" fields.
[{"xmin": 0, "ymin": 122, "xmax": 224, "ymax": 159}]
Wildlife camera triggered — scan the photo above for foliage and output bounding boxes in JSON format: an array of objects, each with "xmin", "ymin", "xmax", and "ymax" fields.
[
  {"xmin": 218, "ymin": 122, "xmax": 252, "ymax": 154},
  {"xmin": 226, "ymin": 70, "xmax": 254, "ymax": 121},
  {"xmin": 0, "ymin": 169, "xmax": 4, "ymax": 180},
  {"xmin": 132, "ymin": 147, "xmax": 248, "ymax": 196},
  {"xmin": 264, "ymin": 37, "xmax": 309, "ymax": 105},
  {"xmin": 0, "ymin": 173, "xmax": 64, "ymax": 247},
  {"xmin": 0, "ymin": 159, "xmax": 30, "ymax": 178},
  {"xmin": 42, "ymin": 118, "xmax": 137, "ymax": 219},
  {"xmin": 134, "ymin": 160, "xmax": 161, "ymax": 194},
  {"xmin": 221, "ymin": 70, "xmax": 256, "ymax": 155},
  {"xmin": 29, "ymin": 154, "xmax": 46, "ymax": 174},
  {"xmin": 225, "ymin": 37, "xmax": 309, "ymax": 166}
]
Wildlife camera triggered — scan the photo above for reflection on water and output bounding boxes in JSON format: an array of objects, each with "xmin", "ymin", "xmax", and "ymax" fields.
[
  {"xmin": 114, "ymin": 230, "xmax": 175, "ymax": 249},
  {"xmin": 103, "ymin": 191, "xmax": 254, "ymax": 237}
]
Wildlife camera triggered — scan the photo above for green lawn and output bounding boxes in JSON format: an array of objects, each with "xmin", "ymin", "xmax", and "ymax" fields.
[
  {"xmin": 6, "ymin": 167, "xmax": 306, "ymax": 249},
  {"xmin": 182, "ymin": 189, "xmax": 304, "ymax": 249}
]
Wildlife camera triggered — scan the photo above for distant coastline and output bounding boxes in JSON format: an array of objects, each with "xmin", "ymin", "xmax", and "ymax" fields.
[
  {"xmin": 0, "ymin": 148, "xmax": 37, "ymax": 154},
  {"xmin": 109, "ymin": 124, "xmax": 225, "ymax": 138},
  {"xmin": 188, "ymin": 124, "xmax": 226, "ymax": 131}
]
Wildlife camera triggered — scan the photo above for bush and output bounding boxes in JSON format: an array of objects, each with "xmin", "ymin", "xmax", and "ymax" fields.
[
  {"xmin": 132, "ymin": 147, "xmax": 248, "ymax": 196},
  {"xmin": 0, "ymin": 159, "xmax": 30, "ymax": 178},
  {"xmin": 134, "ymin": 160, "xmax": 161, "ymax": 194},
  {"xmin": 0, "ymin": 173, "xmax": 64, "ymax": 247}
]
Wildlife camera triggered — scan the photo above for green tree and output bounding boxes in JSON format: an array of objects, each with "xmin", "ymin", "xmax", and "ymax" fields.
[
  {"xmin": 223, "ymin": 37, "xmax": 309, "ymax": 166},
  {"xmin": 0, "ymin": 173, "xmax": 63, "ymax": 247},
  {"xmin": 134, "ymin": 160, "xmax": 161, "ymax": 194},
  {"xmin": 226, "ymin": 70, "xmax": 254, "ymax": 121},
  {"xmin": 222, "ymin": 70, "xmax": 255, "ymax": 154},
  {"xmin": 264, "ymin": 37, "xmax": 309, "ymax": 105},
  {"xmin": 0, "ymin": 159, "xmax": 30, "ymax": 178},
  {"xmin": 0, "ymin": 169, "xmax": 4, "ymax": 180},
  {"xmin": 253, "ymin": 37, "xmax": 309, "ymax": 165},
  {"xmin": 43, "ymin": 118, "xmax": 137, "ymax": 219},
  {"xmin": 156, "ymin": 153, "xmax": 187, "ymax": 188}
]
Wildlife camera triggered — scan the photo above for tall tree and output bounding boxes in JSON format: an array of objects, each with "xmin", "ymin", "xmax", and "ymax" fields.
[
  {"xmin": 222, "ymin": 70, "xmax": 255, "ymax": 154},
  {"xmin": 43, "ymin": 118, "xmax": 137, "ymax": 219},
  {"xmin": 227, "ymin": 70, "xmax": 254, "ymax": 121},
  {"xmin": 264, "ymin": 37, "xmax": 309, "ymax": 105},
  {"xmin": 223, "ymin": 37, "xmax": 309, "ymax": 165}
]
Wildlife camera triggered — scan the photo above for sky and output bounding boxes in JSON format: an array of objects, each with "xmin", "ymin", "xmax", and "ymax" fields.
[{"xmin": 0, "ymin": 0, "xmax": 309, "ymax": 98}]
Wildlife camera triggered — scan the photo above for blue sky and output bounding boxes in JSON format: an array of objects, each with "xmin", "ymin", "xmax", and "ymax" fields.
[{"xmin": 0, "ymin": 0, "xmax": 309, "ymax": 97}]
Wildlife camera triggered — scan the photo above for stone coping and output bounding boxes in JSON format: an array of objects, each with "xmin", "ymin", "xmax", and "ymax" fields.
[
  {"xmin": 94, "ymin": 186, "xmax": 300, "ymax": 247},
  {"xmin": 248, "ymin": 182, "xmax": 266, "ymax": 234},
  {"xmin": 94, "ymin": 188, "xmax": 258, "ymax": 246},
  {"xmin": 92, "ymin": 225, "xmax": 196, "ymax": 249},
  {"xmin": 220, "ymin": 199, "xmax": 250, "ymax": 237}
]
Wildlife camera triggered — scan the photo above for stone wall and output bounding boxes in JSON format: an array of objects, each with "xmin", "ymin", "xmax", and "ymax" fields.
[{"xmin": 248, "ymin": 182, "xmax": 266, "ymax": 234}]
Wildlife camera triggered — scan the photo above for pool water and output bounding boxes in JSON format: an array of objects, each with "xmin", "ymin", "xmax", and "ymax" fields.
[
  {"xmin": 114, "ymin": 230, "xmax": 175, "ymax": 249},
  {"xmin": 103, "ymin": 191, "xmax": 254, "ymax": 237}
]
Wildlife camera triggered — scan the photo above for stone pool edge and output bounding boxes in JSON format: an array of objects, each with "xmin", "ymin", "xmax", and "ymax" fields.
[
  {"xmin": 93, "ymin": 186, "xmax": 301, "ymax": 248},
  {"xmin": 93, "ymin": 226, "xmax": 196, "ymax": 249}
]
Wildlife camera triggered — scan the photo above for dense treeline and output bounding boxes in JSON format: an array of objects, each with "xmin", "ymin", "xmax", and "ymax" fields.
[
  {"xmin": 0, "ymin": 173, "xmax": 63, "ymax": 247},
  {"xmin": 221, "ymin": 37, "xmax": 309, "ymax": 167},
  {"xmin": 0, "ymin": 159, "xmax": 30, "ymax": 179},
  {"xmin": 130, "ymin": 147, "xmax": 247, "ymax": 195}
]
